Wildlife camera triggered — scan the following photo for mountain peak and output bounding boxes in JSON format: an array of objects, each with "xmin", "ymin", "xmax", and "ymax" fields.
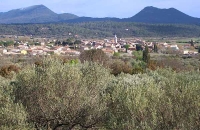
[
  {"xmin": 128, "ymin": 6, "xmax": 200, "ymax": 24},
  {"xmin": 0, "ymin": 4, "xmax": 78, "ymax": 23},
  {"xmin": 143, "ymin": 6, "xmax": 178, "ymax": 11},
  {"xmin": 144, "ymin": 6, "xmax": 158, "ymax": 9},
  {"xmin": 21, "ymin": 4, "xmax": 51, "ymax": 12}
]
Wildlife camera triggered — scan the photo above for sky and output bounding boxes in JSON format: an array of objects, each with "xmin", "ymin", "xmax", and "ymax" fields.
[{"xmin": 0, "ymin": 0, "xmax": 199, "ymax": 18}]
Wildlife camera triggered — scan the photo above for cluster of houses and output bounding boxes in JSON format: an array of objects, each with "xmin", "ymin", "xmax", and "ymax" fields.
[{"xmin": 0, "ymin": 36, "xmax": 199, "ymax": 57}]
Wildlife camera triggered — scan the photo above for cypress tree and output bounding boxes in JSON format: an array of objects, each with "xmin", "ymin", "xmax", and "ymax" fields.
[
  {"xmin": 143, "ymin": 46, "xmax": 150, "ymax": 64},
  {"xmin": 190, "ymin": 39, "xmax": 194, "ymax": 47},
  {"xmin": 154, "ymin": 44, "xmax": 158, "ymax": 53}
]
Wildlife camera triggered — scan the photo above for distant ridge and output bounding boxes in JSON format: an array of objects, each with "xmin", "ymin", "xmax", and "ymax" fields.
[{"xmin": 0, "ymin": 5, "xmax": 200, "ymax": 24}]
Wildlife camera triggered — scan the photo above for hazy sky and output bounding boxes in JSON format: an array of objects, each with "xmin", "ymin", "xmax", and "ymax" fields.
[{"xmin": 0, "ymin": 0, "xmax": 199, "ymax": 18}]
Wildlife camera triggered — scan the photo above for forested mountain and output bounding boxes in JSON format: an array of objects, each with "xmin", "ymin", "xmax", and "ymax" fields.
[
  {"xmin": 1, "ymin": 22, "xmax": 200, "ymax": 38},
  {"xmin": 62, "ymin": 17, "xmax": 121, "ymax": 23},
  {"xmin": 0, "ymin": 5, "xmax": 200, "ymax": 24},
  {"xmin": 0, "ymin": 5, "xmax": 78, "ymax": 23}
]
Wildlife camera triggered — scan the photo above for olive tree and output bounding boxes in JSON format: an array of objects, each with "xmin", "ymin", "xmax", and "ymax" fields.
[
  {"xmin": 104, "ymin": 69, "xmax": 200, "ymax": 130},
  {"xmin": 0, "ymin": 76, "xmax": 34, "ymax": 130},
  {"xmin": 14, "ymin": 58, "xmax": 112, "ymax": 130},
  {"xmin": 79, "ymin": 49, "xmax": 109, "ymax": 66},
  {"xmin": 104, "ymin": 73, "xmax": 161, "ymax": 130}
]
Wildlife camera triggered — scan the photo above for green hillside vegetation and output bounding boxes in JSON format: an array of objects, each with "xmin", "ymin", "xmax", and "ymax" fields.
[
  {"xmin": 0, "ymin": 49, "xmax": 200, "ymax": 129},
  {"xmin": 1, "ymin": 22, "xmax": 200, "ymax": 38}
]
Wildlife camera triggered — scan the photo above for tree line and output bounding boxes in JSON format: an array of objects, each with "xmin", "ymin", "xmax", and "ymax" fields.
[{"xmin": 1, "ymin": 22, "xmax": 200, "ymax": 38}]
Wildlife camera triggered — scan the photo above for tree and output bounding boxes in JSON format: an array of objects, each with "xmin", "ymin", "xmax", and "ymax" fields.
[
  {"xmin": 14, "ymin": 58, "xmax": 112, "ymax": 130},
  {"xmin": 153, "ymin": 44, "xmax": 158, "ymax": 53},
  {"xmin": 104, "ymin": 69, "xmax": 200, "ymax": 130},
  {"xmin": 124, "ymin": 44, "xmax": 130, "ymax": 53},
  {"xmin": 136, "ymin": 44, "xmax": 143, "ymax": 51},
  {"xmin": 142, "ymin": 46, "xmax": 150, "ymax": 65},
  {"xmin": 109, "ymin": 60, "xmax": 132, "ymax": 76},
  {"xmin": 74, "ymin": 40, "xmax": 82, "ymax": 45},
  {"xmin": 79, "ymin": 49, "xmax": 109, "ymax": 66},
  {"xmin": 55, "ymin": 40, "xmax": 61, "ymax": 46},
  {"xmin": 190, "ymin": 39, "xmax": 194, "ymax": 47},
  {"xmin": 62, "ymin": 38, "xmax": 74, "ymax": 46},
  {"xmin": 0, "ymin": 76, "xmax": 34, "ymax": 130}
]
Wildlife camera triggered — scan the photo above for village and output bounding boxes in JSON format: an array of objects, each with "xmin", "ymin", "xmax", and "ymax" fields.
[{"xmin": 0, "ymin": 35, "xmax": 199, "ymax": 57}]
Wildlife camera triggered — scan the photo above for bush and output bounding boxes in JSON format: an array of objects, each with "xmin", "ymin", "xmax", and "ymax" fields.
[
  {"xmin": 103, "ymin": 69, "xmax": 200, "ymax": 129},
  {"xmin": 109, "ymin": 60, "xmax": 132, "ymax": 76},
  {"xmin": 132, "ymin": 51, "xmax": 143, "ymax": 61},
  {"xmin": 0, "ymin": 76, "xmax": 34, "ymax": 130},
  {"xmin": 0, "ymin": 65, "xmax": 20, "ymax": 79},
  {"xmin": 79, "ymin": 49, "xmax": 109, "ymax": 66},
  {"xmin": 1, "ymin": 56, "xmax": 200, "ymax": 130},
  {"xmin": 14, "ymin": 57, "xmax": 112, "ymax": 130}
]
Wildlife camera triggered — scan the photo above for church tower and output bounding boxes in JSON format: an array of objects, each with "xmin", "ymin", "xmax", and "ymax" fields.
[{"xmin": 114, "ymin": 34, "xmax": 117, "ymax": 43}]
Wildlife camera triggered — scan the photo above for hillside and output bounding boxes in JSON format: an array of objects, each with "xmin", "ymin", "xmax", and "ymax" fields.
[
  {"xmin": 0, "ymin": 5, "xmax": 78, "ymax": 23},
  {"xmin": 123, "ymin": 6, "xmax": 200, "ymax": 24},
  {"xmin": 1, "ymin": 22, "xmax": 200, "ymax": 38}
]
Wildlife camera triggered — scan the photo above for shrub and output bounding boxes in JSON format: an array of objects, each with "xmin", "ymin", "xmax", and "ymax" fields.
[
  {"xmin": 0, "ymin": 65, "xmax": 20, "ymax": 79},
  {"xmin": 104, "ymin": 69, "xmax": 200, "ymax": 129},
  {"xmin": 14, "ymin": 57, "xmax": 112, "ymax": 130},
  {"xmin": 79, "ymin": 49, "xmax": 109, "ymax": 66},
  {"xmin": 109, "ymin": 60, "xmax": 132, "ymax": 76},
  {"xmin": 0, "ymin": 76, "xmax": 34, "ymax": 130}
]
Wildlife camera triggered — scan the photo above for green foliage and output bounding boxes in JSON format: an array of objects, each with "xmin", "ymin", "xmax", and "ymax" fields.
[
  {"xmin": 136, "ymin": 44, "xmax": 143, "ymax": 51},
  {"xmin": 14, "ymin": 58, "xmax": 112, "ymax": 130},
  {"xmin": 0, "ymin": 65, "xmax": 20, "ymax": 79},
  {"xmin": 113, "ymin": 52, "xmax": 120, "ymax": 57},
  {"xmin": 198, "ymin": 46, "xmax": 200, "ymax": 53},
  {"xmin": 104, "ymin": 69, "xmax": 200, "ymax": 130},
  {"xmin": 0, "ymin": 76, "xmax": 34, "ymax": 130},
  {"xmin": 142, "ymin": 46, "xmax": 150, "ymax": 64},
  {"xmin": 153, "ymin": 44, "xmax": 158, "ymax": 53},
  {"xmin": 62, "ymin": 38, "xmax": 74, "ymax": 46},
  {"xmin": 1, "ymin": 22, "xmax": 200, "ymax": 38},
  {"xmin": 124, "ymin": 44, "xmax": 130, "ymax": 53},
  {"xmin": 0, "ymin": 41, "xmax": 14, "ymax": 47},
  {"xmin": 190, "ymin": 39, "xmax": 194, "ymax": 46},
  {"xmin": 80, "ymin": 49, "xmax": 109, "ymax": 66},
  {"xmin": 74, "ymin": 40, "xmax": 82, "ymax": 45},
  {"xmin": 1, "ymin": 56, "xmax": 200, "ymax": 130},
  {"xmin": 132, "ymin": 51, "xmax": 143, "ymax": 61},
  {"xmin": 131, "ymin": 59, "xmax": 146, "ymax": 74},
  {"xmin": 109, "ymin": 60, "xmax": 133, "ymax": 76}
]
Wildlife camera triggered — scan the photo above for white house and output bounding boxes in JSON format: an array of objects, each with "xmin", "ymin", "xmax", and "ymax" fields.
[{"xmin": 170, "ymin": 45, "xmax": 179, "ymax": 50}]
